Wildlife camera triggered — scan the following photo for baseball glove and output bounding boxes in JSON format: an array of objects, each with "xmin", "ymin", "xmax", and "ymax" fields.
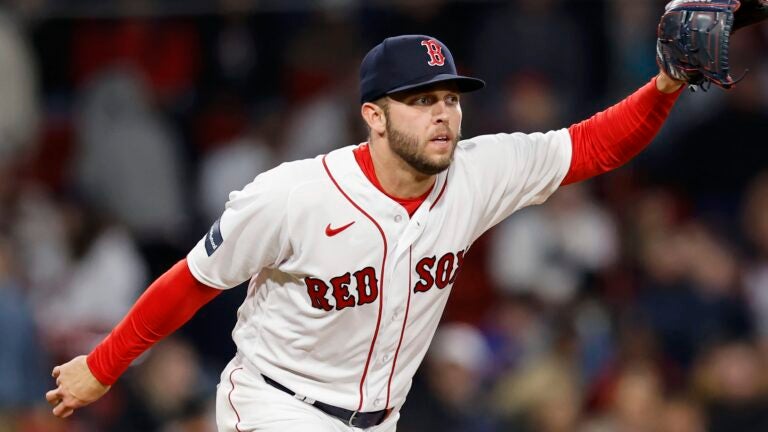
[{"xmin": 656, "ymin": 0, "xmax": 768, "ymax": 90}]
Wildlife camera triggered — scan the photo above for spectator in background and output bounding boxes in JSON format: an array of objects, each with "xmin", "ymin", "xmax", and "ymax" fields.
[
  {"xmin": 682, "ymin": 223, "xmax": 753, "ymax": 338},
  {"xmin": 279, "ymin": 68, "xmax": 361, "ymax": 163},
  {"xmin": 0, "ymin": 234, "xmax": 48, "ymax": 418},
  {"xmin": 0, "ymin": 6, "xmax": 39, "ymax": 164},
  {"xmin": 658, "ymin": 396, "xmax": 707, "ymax": 432},
  {"xmin": 279, "ymin": 16, "xmax": 363, "ymax": 162},
  {"xmin": 481, "ymin": 293, "xmax": 549, "ymax": 375},
  {"xmin": 631, "ymin": 219, "xmax": 750, "ymax": 370},
  {"xmin": 605, "ymin": 0, "xmax": 662, "ymax": 94},
  {"xmin": 472, "ymin": 0, "xmax": 591, "ymax": 130},
  {"xmin": 625, "ymin": 188, "xmax": 688, "ymax": 246},
  {"xmin": 491, "ymin": 320, "xmax": 581, "ymax": 432},
  {"xmin": 398, "ymin": 323, "xmax": 497, "ymax": 432},
  {"xmin": 198, "ymin": 134, "xmax": 274, "ymax": 223},
  {"xmin": 742, "ymin": 171, "xmax": 768, "ymax": 355},
  {"xmin": 196, "ymin": 2, "xmax": 293, "ymax": 108},
  {"xmin": 9, "ymin": 184, "xmax": 148, "ymax": 365},
  {"xmin": 0, "ymin": 153, "xmax": 18, "ymax": 230},
  {"xmin": 692, "ymin": 341, "xmax": 768, "ymax": 432},
  {"xmin": 525, "ymin": 381, "xmax": 581, "ymax": 432},
  {"xmin": 637, "ymin": 221, "xmax": 754, "ymax": 370},
  {"xmin": 490, "ymin": 183, "xmax": 619, "ymax": 306},
  {"xmin": 586, "ymin": 320, "xmax": 675, "ymax": 413},
  {"xmin": 105, "ymin": 338, "xmax": 215, "ymax": 432},
  {"xmin": 646, "ymin": 28, "xmax": 768, "ymax": 208},
  {"xmin": 583, "ymin": 363, "xmax": 665, "ymax": 432},
  {"xmin": 38, "ymin": 202, "xmax": 149, "ymax": 362},
  {"xmin": 195, "ymin": 92, "xmax": 277, "ymax": 224},
  {"xmin": 499, "ymin": 72, "xmax": 563, "ymax": 133},
  {"xmin": 70, "ymin": 14, "xmax": 200, "ymax": 110},
  {"xmin": 74, "ymin": 69, "xmax": 188, "ymax": 249},
  {"xmin": 199, "ymin": 6, "xmax": 260, "ymax": 102}
]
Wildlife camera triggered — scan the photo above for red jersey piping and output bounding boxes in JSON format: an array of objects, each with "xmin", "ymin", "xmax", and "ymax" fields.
[
  {"xmin": 429, "ymin": 171, "xmax": 449, "ymax": 210},
  {"xmin": 322, "ymin": 155, "xmax": 387, "ymax": 412},
  {"xmin": 386, "ymin": 246, "xmax": 414, "ymax": 407},
  {"xmin": 228, "ymin": 367, "xmax": 244, "ymax": 432}
]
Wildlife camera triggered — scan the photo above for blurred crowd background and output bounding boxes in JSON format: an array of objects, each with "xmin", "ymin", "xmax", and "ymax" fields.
[{"xmin": 1, "ymin": 0, "xmax": 768, "ymax": 431}]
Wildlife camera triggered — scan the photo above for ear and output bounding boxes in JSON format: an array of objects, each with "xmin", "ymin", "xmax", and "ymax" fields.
[{"xmin": 361, "ymin": 102, "xmax": 387, "ymax": 136}]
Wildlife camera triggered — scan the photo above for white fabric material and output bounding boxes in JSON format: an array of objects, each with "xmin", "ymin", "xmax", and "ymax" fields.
[{"xmin": 190, "ymin": 129, "xmax": 571, "ymax": 416}]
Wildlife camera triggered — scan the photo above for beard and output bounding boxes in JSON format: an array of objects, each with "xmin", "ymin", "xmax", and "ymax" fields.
[{"xmin": 386, "ymin": 122, "xmax": 461, "ymax": 176}]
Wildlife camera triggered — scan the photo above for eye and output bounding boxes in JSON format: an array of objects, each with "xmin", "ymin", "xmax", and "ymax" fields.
[
  {"xmin": 413, "ymin": 95, "xmax": 433, "ymax": 105},
  {"xmin": 446, "ymin": 94, "xmax": 460, "ymax": 105}
]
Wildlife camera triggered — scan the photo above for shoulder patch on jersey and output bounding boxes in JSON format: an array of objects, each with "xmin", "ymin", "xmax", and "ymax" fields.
[{"xmin": 205, "ymin": 218, "xmax": 224, "ymax": 256}]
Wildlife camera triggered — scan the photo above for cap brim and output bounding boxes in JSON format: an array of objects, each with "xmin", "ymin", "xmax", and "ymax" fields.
[{"xmin": 385, "ymin": 74, "xmax": 485, "ymax": 97}]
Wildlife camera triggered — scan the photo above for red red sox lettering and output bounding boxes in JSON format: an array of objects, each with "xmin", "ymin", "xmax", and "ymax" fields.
[{"xmin": 304, "ymin": 248, "xmax": 466, "ymax": 311}]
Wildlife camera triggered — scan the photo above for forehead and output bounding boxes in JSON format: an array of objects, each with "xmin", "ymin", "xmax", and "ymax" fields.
[{"xmin": 387, "ymin": 81, "xmax": 461, "ymax": 101}]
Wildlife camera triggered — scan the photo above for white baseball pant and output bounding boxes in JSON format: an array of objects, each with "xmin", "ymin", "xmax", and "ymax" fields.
[{"xmin": 216, "ymin": 356, "xmax": 400, "ymax": 432}]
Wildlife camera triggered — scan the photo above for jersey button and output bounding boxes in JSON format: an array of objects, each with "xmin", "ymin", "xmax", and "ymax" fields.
[
  {"xmin": 374, "ymin": 398, "xmax": 383, "ymax": 407},
  {"xmin": 394, "ymin": 214, "xmax": 403, "ymax": 223},
  {"xmin": 382, "ymin": 353, "xmax": 391, "ymax": 362}
]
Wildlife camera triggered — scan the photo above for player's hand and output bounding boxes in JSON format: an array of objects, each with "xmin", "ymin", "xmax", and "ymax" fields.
[
  {"xmin": 45, "ymin": 355, "xmax": 111, "ymax": 418},
  {"xmin": 656, "ymin": 71, "xmax": 685, "ymax": 94}
]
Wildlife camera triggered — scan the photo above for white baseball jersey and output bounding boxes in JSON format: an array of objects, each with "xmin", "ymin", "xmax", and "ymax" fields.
[{"xmin": 187, "ymin": 129, "xmax": 572, "ymax": 413}]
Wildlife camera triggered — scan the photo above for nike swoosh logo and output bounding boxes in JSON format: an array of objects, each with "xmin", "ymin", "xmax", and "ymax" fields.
[{"xmin": 325, "ymin": 221, "xmax": 355, "ymax": 237}]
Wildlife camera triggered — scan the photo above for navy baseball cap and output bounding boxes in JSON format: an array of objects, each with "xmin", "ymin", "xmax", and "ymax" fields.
[{"xmin": 359, "ymin": 35, "xmax": 485, "ymax": 103}]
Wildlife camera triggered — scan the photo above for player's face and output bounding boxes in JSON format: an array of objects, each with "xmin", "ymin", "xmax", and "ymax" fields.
[{"xmin": 384, "ymin": 84, "xmax": 463, "ymax": 175}]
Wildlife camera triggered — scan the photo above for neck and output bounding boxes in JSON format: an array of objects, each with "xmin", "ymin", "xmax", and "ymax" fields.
[{"xmin": 368, "ymin": 137, "xmax": 436, "ymax": 199}]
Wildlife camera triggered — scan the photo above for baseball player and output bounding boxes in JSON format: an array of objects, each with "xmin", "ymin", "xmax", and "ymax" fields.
[{"xmin": 46, "ymin": 33, "xmax": 685, "ymax": 431}]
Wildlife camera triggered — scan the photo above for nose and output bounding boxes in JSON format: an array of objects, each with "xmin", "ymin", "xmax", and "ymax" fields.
[{"xmin": 432, "ymin": 101, "xmax": 449, "ymax": 124}]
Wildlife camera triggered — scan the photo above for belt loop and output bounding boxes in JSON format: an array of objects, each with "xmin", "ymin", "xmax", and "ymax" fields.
[
  {"xmin": 384, "ymin": 407, "xmax": 393, "ymax": 421},
  {"xmin": 294, "ymin": 393, "xmax": 316, "ymax": 404},
  {"xmin": 347, "ymin": 410, "xmax": 359, "ymax": 427}
]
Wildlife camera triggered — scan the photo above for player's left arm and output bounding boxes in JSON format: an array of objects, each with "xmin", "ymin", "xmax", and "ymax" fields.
[
  {"xmin": 568, "ymin": 0, "xmax": 768, "ymax": 185},
  {"xmin": 561, "ymin": 71, "xmax": 684, "ymax": 186}
]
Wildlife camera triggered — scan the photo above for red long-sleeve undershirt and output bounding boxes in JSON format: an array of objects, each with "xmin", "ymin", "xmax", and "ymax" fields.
[
  {"xmin": 86, "ymin": 259, "xmax": 220, "ymax": 385},
  {"xmin": 86, "ymin": 76, "xmax": 682, "ymax": 385},
  {"xmin": 562, "ymin": 76, "xmax": 683, "ymax": 185}
]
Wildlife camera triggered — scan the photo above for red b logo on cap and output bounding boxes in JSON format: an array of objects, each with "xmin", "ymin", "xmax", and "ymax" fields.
[{"xmin": 420, "ymin": 39, "xmax": 445, "ymax": 66}]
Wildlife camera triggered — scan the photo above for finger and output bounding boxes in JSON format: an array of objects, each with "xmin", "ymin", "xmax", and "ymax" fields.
[
  {"xmin": 52, "ymin": 401, "xmax": 69, "ymax": 417},
  {"xmin": 52, "ymin": 366, "xmax": 61, "ymax": 379},
  {"xmin": 45, "ymin": 388, "xmax": 62, "ymax": 405},
  {"xmin": 52, "ymin": 397, "xmax": 79, "ymax": 418}
]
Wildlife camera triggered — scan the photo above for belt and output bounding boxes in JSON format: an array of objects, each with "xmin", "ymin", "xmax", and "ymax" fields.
[{"xmin": 261, "ymin": 374, "xmax": 391, "ymax": 429}]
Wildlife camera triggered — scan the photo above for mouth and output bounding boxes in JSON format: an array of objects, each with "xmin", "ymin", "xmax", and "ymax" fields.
[{"xmin": 428, "ymin": 132, "xmax": 453, "ymax": 146}]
